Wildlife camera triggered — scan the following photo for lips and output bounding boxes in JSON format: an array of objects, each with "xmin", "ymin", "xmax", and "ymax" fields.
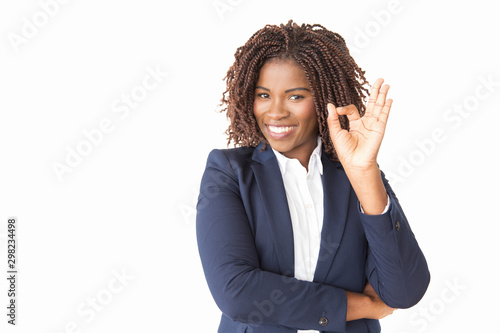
[{"xmin": 266, "ymin": 124, "xmax": 297, "ymax": 139}]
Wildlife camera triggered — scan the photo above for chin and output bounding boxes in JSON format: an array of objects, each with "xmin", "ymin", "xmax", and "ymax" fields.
[{"xmin": 268, "ymin": 141, "xmax": 293, "ymax": 153}]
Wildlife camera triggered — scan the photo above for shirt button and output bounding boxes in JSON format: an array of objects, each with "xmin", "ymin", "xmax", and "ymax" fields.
[
  {"xmin": 319, "ymin": 317, "xmax": 328, "ymax": 326},
  {"xmin": 395, "ymin": 221, "xmax": 401, "ymax": 231},
  {"xmin": 306, "ymin": 203, "xmax": 313, "ymax": 209},
  {"xmin": 307, "ymin": 174, "xmax": 312, "ymax": 179}
]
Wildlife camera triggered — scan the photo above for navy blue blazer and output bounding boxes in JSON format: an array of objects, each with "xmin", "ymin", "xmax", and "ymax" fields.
[{"xmin": 196, "ymin": 142, "xmax": 430, "ymax": 333}]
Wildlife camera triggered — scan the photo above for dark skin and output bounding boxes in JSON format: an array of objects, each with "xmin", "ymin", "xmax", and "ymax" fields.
[
  {"xmin": 253, "ymin": 58, "xmax": 396, "ymax": 321},
  {"xmin": 253, "ymin": 58, "xmax": 319, "ymax": 170}
]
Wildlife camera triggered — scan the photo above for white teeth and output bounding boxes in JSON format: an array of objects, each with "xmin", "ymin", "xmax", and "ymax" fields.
[{"xmin": 268, "ymin": 126, "xmax": 295, "ymax": 134}]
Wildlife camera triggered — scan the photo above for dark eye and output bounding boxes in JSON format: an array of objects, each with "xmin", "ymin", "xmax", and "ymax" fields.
[
  {"xmin": 290, "ymin": 95, "xmax": 304, "ymax": 100},
  {"xmin": 257, "ymin": 93, "xmax": 270, "ymax": 99}
]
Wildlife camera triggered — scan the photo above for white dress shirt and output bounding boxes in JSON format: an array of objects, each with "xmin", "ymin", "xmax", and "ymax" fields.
[
  {"xmin": 272, "ymin": 137, "xmax": 324, "ymax": 333},
  {"xmin": 272, "ymin": 136, "xmax": 390, "ymax": 333}
]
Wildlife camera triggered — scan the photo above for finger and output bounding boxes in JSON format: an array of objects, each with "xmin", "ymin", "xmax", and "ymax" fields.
[
  {"xmin": 378, "ymin": 98, "xmax": 393, "ymax": 125},
  {"xmin": 366, "ymin": 78, "xmax": 384, "ymax": 115},
  {"xmin": 327, "ymin": 103, "xmax": 343, "ymax": 136},
  {"xmin": 335, "ymin": 104, "xmax": 360, "ymax": 122},
  {"xmin": 373, "ymin": 84, "xmax": 390, "ymax": 118}
]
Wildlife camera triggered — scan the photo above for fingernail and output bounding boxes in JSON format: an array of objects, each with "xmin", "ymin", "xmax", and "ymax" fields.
[{"xmin": 327, "ymin": 103, "xmax": 335, "ymax": 115}]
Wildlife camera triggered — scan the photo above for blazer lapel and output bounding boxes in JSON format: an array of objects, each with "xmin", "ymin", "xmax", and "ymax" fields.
[
  {"xmin": 313, "ymin": 152, "xmax": 351, "ymax": 283},
  {"xmin": 250, "ymin": 142, "xmax": 295, "ymax": 276}
]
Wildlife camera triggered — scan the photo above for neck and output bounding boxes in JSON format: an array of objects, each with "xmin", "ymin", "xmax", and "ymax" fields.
[{"xmin": 281, "ymin": 137, "xmax": 319, "ymax": 171}]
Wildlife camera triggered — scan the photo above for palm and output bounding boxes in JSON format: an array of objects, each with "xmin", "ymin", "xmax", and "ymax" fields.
[{"xmin": 327, "ymin": 78, "xmax": 392, "ymax": 170}]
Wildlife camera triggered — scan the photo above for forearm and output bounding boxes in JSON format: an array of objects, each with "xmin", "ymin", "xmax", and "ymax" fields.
[
  {"xmin": 346, "ymin": 284, "xmax": 396, "ymax": 322},
  {"xmin": 344, "ymin": 165, "xmax": 388, "ymax": 215},
  {"xmin": 202, "ymin": 265, "xmax": 348, "ymax": 331},
  {"xmin": 363, "ymin": 213, "xmax": 430, "ymax": 308},
  {"xmin": 345, "ymin": 291, "xmax": 371, "ymax": 321},
  {"xmin": 359, "ymin": 170, "xmax": 430, "ymax": 308}
]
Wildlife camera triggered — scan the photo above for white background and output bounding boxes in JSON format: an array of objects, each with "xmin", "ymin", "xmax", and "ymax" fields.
[{"xmin": 1, "ymin": 0, "xmax": 499, "ymax": 332}]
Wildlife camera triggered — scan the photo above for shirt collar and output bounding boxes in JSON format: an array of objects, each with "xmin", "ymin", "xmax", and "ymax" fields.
[{"xmin": 271, "ymin": 136, "xmax": 323, "ymax": 176}]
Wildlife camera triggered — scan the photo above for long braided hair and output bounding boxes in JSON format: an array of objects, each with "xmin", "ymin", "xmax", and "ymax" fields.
[{"xmin": 220, "ymin": 19, "xmax": 370, "ymax": 161}]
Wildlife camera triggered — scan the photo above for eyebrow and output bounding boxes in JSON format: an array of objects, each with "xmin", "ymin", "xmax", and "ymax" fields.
[{"xmin": 256, "ymin": 86, "xmax": 311, "ymax": 93}]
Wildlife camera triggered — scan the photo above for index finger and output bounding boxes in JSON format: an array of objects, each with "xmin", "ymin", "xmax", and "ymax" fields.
[{"xmin": 366, "ymin": 78, "xmax": 384, "ymax": 116}]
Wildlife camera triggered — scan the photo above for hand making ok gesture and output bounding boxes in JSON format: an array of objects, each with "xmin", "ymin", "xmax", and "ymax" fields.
[{"xmin": 327, "ymin": 78, "xmax": 392, "ymax": 172}]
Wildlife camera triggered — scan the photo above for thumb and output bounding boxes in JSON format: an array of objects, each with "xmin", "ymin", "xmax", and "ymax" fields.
[{"xmin": 327, "ymin": 103, "xmax": 342, "ymax": 135}]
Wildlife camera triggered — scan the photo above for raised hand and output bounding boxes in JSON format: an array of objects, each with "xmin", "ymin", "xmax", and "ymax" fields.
[{"xmin": 327, "ymin": 78, "xmax": 392, "ymax": 172}]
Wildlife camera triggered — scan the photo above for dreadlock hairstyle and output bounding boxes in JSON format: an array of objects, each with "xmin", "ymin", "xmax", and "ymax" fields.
[{"xmin": 219, "ymin": 19, "xmax": 370, "ymax": 161}]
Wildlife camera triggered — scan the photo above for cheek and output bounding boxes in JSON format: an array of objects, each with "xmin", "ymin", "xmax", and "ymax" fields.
[
  {"xmin": 253, "ymin": 101, "xmax": 265, "ymax": 123},
  {"xmin": 252, "ymin": 107, "xmax": 264, "ymax": 133},
  {"xmin": 299, "ymin": 102, "xmax": 318, "ymax": 128}
]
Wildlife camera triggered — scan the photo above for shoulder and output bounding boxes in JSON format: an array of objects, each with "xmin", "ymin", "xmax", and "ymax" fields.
[
  {"xmin": 207, "ymin": 146, "xmax": 255, "ymax": 164},
  {"xmin": 199, "ymin": 146, "xmax": 257, "ymax": 193},
  {"xmin": 204, "ymin": 146, "xmax": 257, "ymax": 175}
]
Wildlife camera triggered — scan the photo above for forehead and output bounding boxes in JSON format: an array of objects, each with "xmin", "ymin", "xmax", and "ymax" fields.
[{"xmin": 256, "ymin": 58, "xmax": 310, "ymax": 88}]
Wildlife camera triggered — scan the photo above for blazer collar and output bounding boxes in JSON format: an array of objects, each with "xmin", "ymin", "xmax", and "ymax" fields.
[
  {"xmin": 251, "ymin": 141, "xmax": 274, "ymax": 164},
  {"xmin": 313, "ymin": 150, "xmax": 351, "ymax": 283},
  {"xmin": 251, "ymin": 142, "xmax": 295, "ymax": 276}
]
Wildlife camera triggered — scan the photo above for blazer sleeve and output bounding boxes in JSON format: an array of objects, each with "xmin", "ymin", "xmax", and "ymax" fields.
[
  {"xmin": 362, "ymin": 170, "xmax": 430, "ymax": 309},
  {"xmin": 196, "ymin": 149, "xmax": 348, "ymax": 332}
]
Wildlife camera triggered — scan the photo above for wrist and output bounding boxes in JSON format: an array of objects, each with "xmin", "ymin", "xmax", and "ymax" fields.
[
  {"xmin": 345, "ymin": 291, "xmax": 373, "ymax": 321},
  {"xmin": 343, "ymin": 162, "xmax": 380, "ymax": 178},
  {"xmin": 365, "ymin": 295, "xmax": 379, "ymax": 319},
  {"xmin": 344, "ymin": 165, "xmax": 388, "ymax": 215}
]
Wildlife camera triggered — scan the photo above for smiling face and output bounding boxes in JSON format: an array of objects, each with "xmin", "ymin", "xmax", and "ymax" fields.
[{"xmin": 253, "ymin": 58, "xmax": 319, "ymax": 166}]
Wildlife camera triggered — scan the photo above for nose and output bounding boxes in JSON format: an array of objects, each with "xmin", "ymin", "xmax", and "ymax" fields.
[{"xmin": 267, "ymin": 99, "xmax": 289, "ymax": 120}]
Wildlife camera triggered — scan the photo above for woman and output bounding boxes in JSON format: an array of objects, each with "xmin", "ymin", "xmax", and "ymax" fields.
[{"xmin": 196, "ymin": 20, "xmax": 430, "ymax": 333}]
